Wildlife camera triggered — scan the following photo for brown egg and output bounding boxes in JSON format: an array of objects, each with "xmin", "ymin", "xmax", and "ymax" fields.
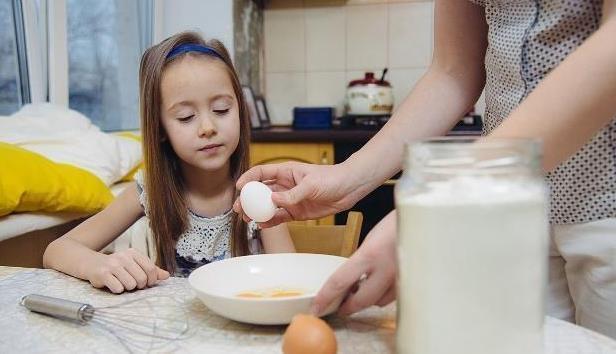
[{"xmin": 282, "ymin": 314, "xmax": 337, "ymax": 354}]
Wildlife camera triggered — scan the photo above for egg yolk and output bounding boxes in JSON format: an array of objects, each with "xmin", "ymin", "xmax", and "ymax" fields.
[
  {"xmin": 270, "ymin": 290, "xmax": 303, "ymax": 298},
  {"xmin": 236, "ymin": 288, "xmax": 304, "ymax": 298},
  {"xmin": 236, "ymin": 291, "xmax": 263, "ymax": 298}
]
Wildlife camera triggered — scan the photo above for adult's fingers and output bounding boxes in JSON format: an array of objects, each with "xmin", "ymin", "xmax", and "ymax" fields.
[
  {"xmin": 236, "ymin": 164, "xmax": 291, "ymax": 189},
  {"xmin": 235, "ymin": 200, "xmax": 294, "ymax": 228},
  {"xmin": 337, "ymin": 269, "xmax": 393, "ymax": 316},
  {"xmin": 311, "ymin": 256, "xmax": 370, "ymax": 316},
  {"xmin": 271, "ymin": 182, "xmax": 313, "ymax": 210},
  {"xmin": 232, "ymin": 198, "xmax": 242, "ymax": 214},
  {"xmin": 112, "ymin": 267, "xmax": 137, "ymax": 291},
  {"xmin": 257, "ymin": 208, "xmax": 294, "ymax": 229},
  {"xmin": 375, "ymin": 284, "xmax": 397, "ymax": 307},
  {"xmin": 131, "ymin": 252, "xmax": 159, "ymax": 287},
  {"xmin": 267, "ymin": 184, "xmax": 289, "ymax": 193}
]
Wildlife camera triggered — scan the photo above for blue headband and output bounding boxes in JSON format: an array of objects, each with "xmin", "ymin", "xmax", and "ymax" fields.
[{"xmin": 166, "ymin": 43, "xmax": 223, "ymax": 61}]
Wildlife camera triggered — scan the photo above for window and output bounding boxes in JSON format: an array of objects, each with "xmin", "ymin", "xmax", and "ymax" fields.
[
  {"xmin": 67, "ymin": 0, "xmax": 152, "ymax": 130},
  {"xmin": 0, "ymin": 0, "xmax": 28, "ymax": 115}
]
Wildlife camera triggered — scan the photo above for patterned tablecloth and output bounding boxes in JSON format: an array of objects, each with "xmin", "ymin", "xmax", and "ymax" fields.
[{"xmin": 0, "ymin": 267, "xmax": 614, "ymax": 353}]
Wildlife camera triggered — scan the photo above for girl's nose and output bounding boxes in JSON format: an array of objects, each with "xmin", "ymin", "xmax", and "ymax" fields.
[{"xmin": 198, "ymin": 116, "xmax": 217, "ymax": 137}]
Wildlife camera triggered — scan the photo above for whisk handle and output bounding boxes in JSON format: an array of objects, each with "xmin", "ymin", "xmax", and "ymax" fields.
[{"xmin": 21, "ymin": 294, "xmax": 94, "ymax": 322}]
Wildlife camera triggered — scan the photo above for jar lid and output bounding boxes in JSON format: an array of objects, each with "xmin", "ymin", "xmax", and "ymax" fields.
[{"xmin": 348, "ymin": 72, "xmax": 391, "ymax": 87}]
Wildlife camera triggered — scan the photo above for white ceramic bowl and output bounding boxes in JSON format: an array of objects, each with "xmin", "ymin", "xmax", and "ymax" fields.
[{"xmin": 188, "ymin": 253, "xmax": 347, "ymax": 325}]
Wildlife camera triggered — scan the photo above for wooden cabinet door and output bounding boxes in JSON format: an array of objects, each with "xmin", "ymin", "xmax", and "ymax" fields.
[
  {"xmin": 250, "ymin": 143, "xmax": 333, "ymax": 166},
  {"xmin": 249, "ymin": 142, "xmax": 334, "ymax": 225}
]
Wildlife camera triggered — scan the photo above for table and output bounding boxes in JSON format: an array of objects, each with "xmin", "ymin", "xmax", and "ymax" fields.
[{"xmin": 0, "ymin": 267, "xmax": 614, "ymax": 353}]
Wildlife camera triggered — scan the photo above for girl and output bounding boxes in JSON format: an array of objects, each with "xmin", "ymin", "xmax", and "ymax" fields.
[{"xmin": 43, "ymin": 31, "xmax": 295, "ymax": 293}]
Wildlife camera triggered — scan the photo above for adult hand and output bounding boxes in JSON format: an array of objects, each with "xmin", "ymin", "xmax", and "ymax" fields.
[
  {"xmin": 234, "ymin": 162, "xmax": 368, "ymax": 228},
  {"xmin": 311, "ymin": 211, "xmax": 398, "ymax": 316},
  {"xmin": 86, "ymin": 248, "xmax": 169, "ymax": 294}
]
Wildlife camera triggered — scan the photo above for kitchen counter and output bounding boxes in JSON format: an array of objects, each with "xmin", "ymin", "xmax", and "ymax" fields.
[
  {"xmin": 251, "ymin": 127, "xmax": 480, "ymax": 143},
  {"xmin": 1, "ymin": 266, "xmax": 616, "ymax": 353}
]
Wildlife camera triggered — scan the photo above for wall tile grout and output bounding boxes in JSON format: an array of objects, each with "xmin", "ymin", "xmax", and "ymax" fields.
[{"xmin": 264, "ymin": 0, "xmax": 434, "ymax": 123}]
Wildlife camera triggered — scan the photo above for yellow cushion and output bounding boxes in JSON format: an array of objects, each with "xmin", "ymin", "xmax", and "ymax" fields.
[
  {"xmin": 0, "ymin": 142, "xmax": 113, "ymax": 217},
  {"xmin": 114, "ymin": 131, "xmax": 143, "ymax": 182}
]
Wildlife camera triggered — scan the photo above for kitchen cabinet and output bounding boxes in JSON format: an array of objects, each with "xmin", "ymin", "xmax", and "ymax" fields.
[{"xmin": 250, "ymin": 142, "xmax": 333, "ymax": 166}]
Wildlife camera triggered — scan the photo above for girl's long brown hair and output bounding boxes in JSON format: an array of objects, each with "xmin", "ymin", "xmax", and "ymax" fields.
[{"xmin": 139, "ymin": 31, "xmax": 251, "ymax": 272}]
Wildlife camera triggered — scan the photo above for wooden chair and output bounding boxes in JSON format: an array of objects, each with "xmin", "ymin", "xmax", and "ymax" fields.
[{"xmin": 287, "ymin": 212, "xmax": 363, "ymax": 257}]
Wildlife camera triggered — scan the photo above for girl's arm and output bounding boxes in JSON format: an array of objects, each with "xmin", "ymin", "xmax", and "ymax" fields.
[
  {"xmin": 489, "ymin": 0, "xmax": 616, "ymax": 171},
  {"xmin": 43, "ymin": 183, "xmax": 168, "ymax": 293},
  {"xmin": 260, "ymin": 223, "xmax": 296, "ymax": 253}
]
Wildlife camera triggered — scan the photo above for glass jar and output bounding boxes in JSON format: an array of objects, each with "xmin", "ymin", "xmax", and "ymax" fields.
[{"xmin": 394, "ymin": 138, "xmax": 549, "ymax": 354}]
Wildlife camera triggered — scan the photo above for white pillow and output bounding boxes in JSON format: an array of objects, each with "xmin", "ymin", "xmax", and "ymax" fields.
[
  {"xmin": 0, "ymin": 102, "xmax": 93, "ymax": 138},
  {"xmin": 0, "ymin": 103, "xmax": 142, "ymax": 186}
]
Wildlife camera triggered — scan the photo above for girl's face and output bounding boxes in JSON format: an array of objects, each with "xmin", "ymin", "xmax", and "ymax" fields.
[{"xmin": 160, "ymin": 55, "xmax": 240, "ymax": 174}]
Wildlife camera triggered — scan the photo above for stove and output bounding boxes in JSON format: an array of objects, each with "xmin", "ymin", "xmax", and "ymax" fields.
[
  {"xmin": 332, "ymin": 114, "xmax": 391, "ymax": 130},
  {"xmin": 332, "ymin": 113, "xmax": 483, "ymax": 132}
]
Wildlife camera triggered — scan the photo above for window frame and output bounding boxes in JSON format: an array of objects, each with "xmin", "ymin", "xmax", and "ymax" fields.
[
  {"xmin": 12, "ymin": 0, "xmax": 30, "ymax": 105},
  {"xmin": 20, "ymin": 0, "xmax": 158, "ymax": 122},
  {"xmin": 21, "ymin": 0, "xmax": 47, "ymax": 104},
  {"xmin": 0, "ymin": 0, "xmax": 31, "ymax": 111}
]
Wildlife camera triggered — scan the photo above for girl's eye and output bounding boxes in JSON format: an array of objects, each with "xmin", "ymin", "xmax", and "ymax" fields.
[
  {"xmin": 213, "ymin": 108, "xmax": 230, "ymax": 115},
  {"xmin": 178, "ymin": 115, "xmax": 194, "ymax": 122}
]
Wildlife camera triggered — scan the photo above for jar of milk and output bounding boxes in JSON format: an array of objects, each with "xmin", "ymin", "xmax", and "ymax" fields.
[{"xmin": 395, "ymin": 138, "xmax": 549, "ymax": 354}]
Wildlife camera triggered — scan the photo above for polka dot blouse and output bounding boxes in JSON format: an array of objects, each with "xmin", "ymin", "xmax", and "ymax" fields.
[{"xmin": 470, "ymin": 0, "xmax": 615, "ymax": 224}]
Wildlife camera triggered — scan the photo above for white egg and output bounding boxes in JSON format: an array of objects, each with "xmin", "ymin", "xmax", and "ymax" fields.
[{"xmin": 240, "ymin": 181, "xmax": 277, "ymax": 222}]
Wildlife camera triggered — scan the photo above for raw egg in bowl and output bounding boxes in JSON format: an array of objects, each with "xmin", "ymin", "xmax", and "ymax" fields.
[{"xmin": 188, "ymin": 253, "xmax": 347, "ymax": 325}]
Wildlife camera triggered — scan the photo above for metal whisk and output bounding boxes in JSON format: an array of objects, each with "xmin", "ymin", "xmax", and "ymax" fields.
[{"xmin": 21, "ymin": 294, "xmax": 189, "ymax": 353}]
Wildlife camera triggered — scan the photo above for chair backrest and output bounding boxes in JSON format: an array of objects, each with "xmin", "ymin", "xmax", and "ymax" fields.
[{"xmin": 287, "ymin": 212, "xmax": 363, "ymax": 257}]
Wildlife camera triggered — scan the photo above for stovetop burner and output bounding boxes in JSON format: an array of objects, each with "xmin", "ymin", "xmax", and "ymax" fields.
[
  {"xmin": 333, "ymin": 114, "xmax": 392, "ymax": 130},
  {"xmin": 333, "ymin": 113, "xmax": 483, "ymax": 132}
]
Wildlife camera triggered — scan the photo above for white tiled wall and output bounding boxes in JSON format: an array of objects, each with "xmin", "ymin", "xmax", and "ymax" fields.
[{"xmin": 264, "ymin": 0, "xmax": 434, "ymax": 125}]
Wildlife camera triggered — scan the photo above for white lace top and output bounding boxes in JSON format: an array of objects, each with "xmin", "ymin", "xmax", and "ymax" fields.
[{"xmin": 135, "ymin": 171, "xmax": 260, "ymax": 277}]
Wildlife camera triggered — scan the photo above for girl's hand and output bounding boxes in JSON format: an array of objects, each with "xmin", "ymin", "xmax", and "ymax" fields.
[{"xmin": 86, "ymin": 248, "xmax": 169, "ymax": 294}]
